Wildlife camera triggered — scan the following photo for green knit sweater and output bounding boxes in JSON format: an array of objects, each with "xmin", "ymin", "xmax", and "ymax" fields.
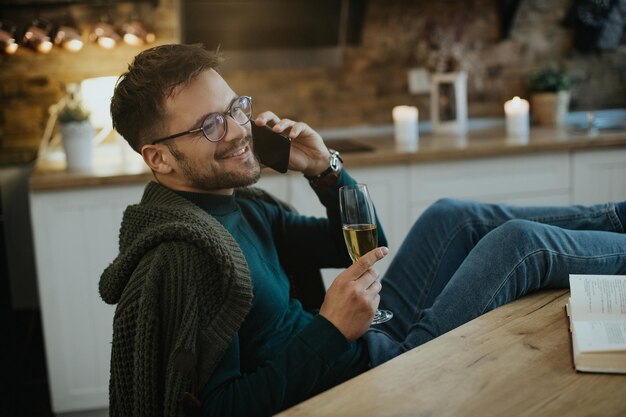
[
  {"xmin": 100, "ymin": 181, "xmax": 254, "ymax": 416},
  {"xmin": 100, "ymin": 177, "xmax": 387, "ymax": 416}
]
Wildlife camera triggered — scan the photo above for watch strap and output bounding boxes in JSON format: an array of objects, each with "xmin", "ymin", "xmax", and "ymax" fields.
[{"xmin": 305, "ymin": 149, "xmax": 343, "ymax": 188}]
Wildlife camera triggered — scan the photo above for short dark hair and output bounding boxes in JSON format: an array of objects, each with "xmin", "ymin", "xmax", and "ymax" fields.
[{"xmin": 111, "ymin": 44, "xmax": 222, "ymax": 152}]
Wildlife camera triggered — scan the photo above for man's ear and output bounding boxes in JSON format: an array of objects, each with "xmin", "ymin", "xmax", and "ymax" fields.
[{"xmin": 141, "ymin": 144, "xmax": 174, "ymax": 174}]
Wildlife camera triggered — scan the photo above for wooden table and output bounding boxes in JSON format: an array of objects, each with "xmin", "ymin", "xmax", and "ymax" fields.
[{"xmin": 276, "ymin": 290, "xmax": 626, "ymax": 417}]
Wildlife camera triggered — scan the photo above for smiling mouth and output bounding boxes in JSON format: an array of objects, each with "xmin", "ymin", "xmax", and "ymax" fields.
[{"xmin": 221, "ymin": 142, "xmax": 250, "ymax": 159}]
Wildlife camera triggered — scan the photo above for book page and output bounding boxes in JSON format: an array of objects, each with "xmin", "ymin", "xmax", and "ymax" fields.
[
  {"xmin": 573, "ymin": 320, "xmax": 626, "ymax": 352},
  {"xmin": 569, "ymin": 275, "xmax": 626, "ymax": 321}
]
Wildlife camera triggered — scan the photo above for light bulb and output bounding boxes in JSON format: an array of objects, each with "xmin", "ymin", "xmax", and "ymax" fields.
[
  {"xmin": 0, "ymin": 25, "xmax": 18, "ymax": 54},
  {"xmin": 122, "ymin": 20, "xmax": 155, "ymax": 46},
  {"xmin": 55, "ymin": 25, "xmax": 84, "ymax": 52},
  {"xmin": 23, "ymin": 23, "xmax": 53, "ymax": 54},
  {"xmin": 90, "ymin": 21, "xmax": 120, "ymax": 49}
]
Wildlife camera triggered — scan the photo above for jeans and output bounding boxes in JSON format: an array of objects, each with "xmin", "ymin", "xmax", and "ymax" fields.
[{"xmin": 363, "ymin": 198, "xmax": 626, "ymax": 366}]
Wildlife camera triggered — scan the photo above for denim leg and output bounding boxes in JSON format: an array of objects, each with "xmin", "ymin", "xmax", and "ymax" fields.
[
  {"xmin": 364, "ymin": 199, "xmax": 626, "ymax": 366},
  {"xmin": 399, "ymin": 221, "xmax": 626, "ymax": 351}
]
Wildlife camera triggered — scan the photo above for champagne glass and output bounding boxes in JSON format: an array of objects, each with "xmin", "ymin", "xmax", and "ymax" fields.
[{"xmin": 339, "ymin": 184, "xmax": 393, "ymax": 325}]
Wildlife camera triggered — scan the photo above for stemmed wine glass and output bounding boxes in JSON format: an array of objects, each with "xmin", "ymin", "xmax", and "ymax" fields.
[{"xmin": 339, "ymin": 184, "xmax": 393, "ymax": 325}]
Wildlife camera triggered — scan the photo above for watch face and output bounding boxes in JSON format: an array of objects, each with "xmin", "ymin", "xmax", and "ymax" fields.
[
  {"xmin": 306, "ymin": 149, "xmax": 342, "ymax": 187},
  {"xmin": 329, "ymin": 150, "xmax": 341, "ymax": 171}
]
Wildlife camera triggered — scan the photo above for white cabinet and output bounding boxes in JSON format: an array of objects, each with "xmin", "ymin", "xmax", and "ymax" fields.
[
  {"xmin": 284, "ymin": 165, "xmax": 410, "ymax": 286},
  {"xmin": 255, "ymin": 154, "xmax": 575, "ymax": 286},
  {"xmin": 287, "ymin": 166, "xmax": 410, "ymax": 250},
  {"xmin": 341, "ymin": 165, "xmax": 410, "ymax": 276},
  {"xmin": 30, "ymin": 183, "xmax": 146, "ymax": 415},
  {"xmin": 572, "ymin": 148, "xmax": 626, "ymax": 204},
  {"xmin": 408, "ymin": 152, "xmax": 571, "ymax": 220}
]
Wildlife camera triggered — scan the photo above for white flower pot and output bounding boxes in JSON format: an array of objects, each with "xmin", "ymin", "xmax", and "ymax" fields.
[{"xmin": 61, "ymin": 121, "xmax": 94, "ymax": 172}]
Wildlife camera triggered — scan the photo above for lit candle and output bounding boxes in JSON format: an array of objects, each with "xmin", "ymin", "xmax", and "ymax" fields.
[
  {"xmin": 392, "ymin": 105, "xmax": 419, "ymax": 150},
  {"xmin": 504, "ymin": 96, "xmax": 530, "ymax": 141}
]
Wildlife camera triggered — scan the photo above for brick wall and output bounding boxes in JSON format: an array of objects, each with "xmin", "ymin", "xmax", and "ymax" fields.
[
  {"xmin": 0, "ymin": 0, "xmax": 180, "ymax": 151},
  {"xmin": 1, "ymin": 0, "xmax": 624, "ymax": 154}
]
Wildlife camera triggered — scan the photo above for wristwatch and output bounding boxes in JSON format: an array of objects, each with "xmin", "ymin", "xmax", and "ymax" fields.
[{"xmin": 305, "ymin": 149, "xmax": 343, "ymax": 188}]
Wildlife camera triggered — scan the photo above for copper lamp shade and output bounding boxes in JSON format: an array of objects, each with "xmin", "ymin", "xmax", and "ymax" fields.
[
  {"xmin": 55, "ymin": 24, "xmax": 83, "ymax": 52},
  {"xmin": 90, "ymin": 21, "xmax": 121, "ymax": 49},
  {"xmin": 23, "ymin": 21, "xmax": 53, "ymax": 53},
  {"xmin": 122, "ymin": 19, "xmax": 155, "ymax": 46},
  {"xmin": 0, "ymin": 22, "xmax": 18, "ymax": 55}
]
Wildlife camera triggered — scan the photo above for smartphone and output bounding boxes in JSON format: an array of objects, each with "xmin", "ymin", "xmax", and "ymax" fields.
[{"xmin": 251, "ymin": 123, "xmax": 291, "ymax": 173}]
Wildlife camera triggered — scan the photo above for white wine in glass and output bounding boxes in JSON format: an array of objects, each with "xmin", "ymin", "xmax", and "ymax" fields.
[{"xmin": 339, "ymin": 184, "xmax": 393, "ymax": 325}]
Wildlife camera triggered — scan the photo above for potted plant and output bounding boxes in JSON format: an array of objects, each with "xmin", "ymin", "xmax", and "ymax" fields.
[
  {"xmin": 528, "ymin": 68, "xmax": 571, "ymax": 127},
  {"xmin": 57, "ymin": 88, "xmax": 94, "ymax": 171}
]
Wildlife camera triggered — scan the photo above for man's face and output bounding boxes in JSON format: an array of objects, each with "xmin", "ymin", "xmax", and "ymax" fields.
[{"xmin": 160, "ymin": 69, "xmax": 260, "ymax": 194}]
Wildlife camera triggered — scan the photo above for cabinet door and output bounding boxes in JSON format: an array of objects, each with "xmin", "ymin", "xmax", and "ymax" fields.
[
  {"xmin": 30, "ymin": 184, "xmax": 146, "ymax": 413},
  {"xmin": 289, "ymin": 165, "xmax": 410, "ymax": 286},
  {"xmin": 572, "ymin": 148, "xmax": 626, "ymax": 205},
  {"xmin": 408, "ymin": 153, "xmax": 571, "ymax": 219},
  {"xmin": 348, "ymin": 165, "xmax": 411, "ymax": 265}
]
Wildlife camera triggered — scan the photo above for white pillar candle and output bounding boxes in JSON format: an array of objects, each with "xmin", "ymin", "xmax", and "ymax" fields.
[
  {"xmin": 504, "ymin": 96, "xmax": 530, "ymax": 141},
  {"xmin": 392, "ymin": 105, "xmax": 419, "ymax": 150}
]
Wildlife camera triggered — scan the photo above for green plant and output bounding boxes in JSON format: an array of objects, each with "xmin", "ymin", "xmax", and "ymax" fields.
[
  {"xmin": 528, "ymin": 68, "xmax": 571, "ymax": 93},
  {"xmin": 57, "ymin": 93, "xmax": 91, "ymax": 123}
]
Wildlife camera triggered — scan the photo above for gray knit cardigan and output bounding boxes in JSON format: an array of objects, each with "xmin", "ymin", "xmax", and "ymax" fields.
[{"xmin": 100, "ymin": 181, "xmax": 264, "ymax": 416}]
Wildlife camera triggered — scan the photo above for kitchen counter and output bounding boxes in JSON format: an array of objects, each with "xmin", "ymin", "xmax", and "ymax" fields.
[{"xmin": 29, "ymin": 125, "xmax": 626, "ymax": 191}]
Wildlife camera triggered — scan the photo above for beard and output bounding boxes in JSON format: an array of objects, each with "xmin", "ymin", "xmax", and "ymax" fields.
[{"xmin": 168, "ymin": 136, "xmax": 261, "ymax": 192}]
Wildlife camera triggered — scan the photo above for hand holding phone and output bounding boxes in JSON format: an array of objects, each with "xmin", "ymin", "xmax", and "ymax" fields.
[{"xmin": 251, "ymin": 123, "xmax": 291, "ymax": 173}]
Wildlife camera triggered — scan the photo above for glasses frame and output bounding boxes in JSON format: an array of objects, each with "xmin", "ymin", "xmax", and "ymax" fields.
[{"xmin": 151, "ymin": 95, "xmax": 252, "ymax": 145}]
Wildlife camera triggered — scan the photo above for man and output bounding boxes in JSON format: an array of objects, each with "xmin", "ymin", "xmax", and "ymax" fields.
[{"xmin": 100, "ymin": 44, "xmax": 626, "ymax": 417}]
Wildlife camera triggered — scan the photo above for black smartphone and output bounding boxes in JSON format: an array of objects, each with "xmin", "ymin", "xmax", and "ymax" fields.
[{"xmin": 251, "ymin": 123, "xmax": 291, "ymax": 173}]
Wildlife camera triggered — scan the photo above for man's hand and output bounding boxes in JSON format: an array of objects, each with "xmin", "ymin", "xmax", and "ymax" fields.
[
  {"xmin": 254, "ymin": 111, "xmax": 331, "ymax": 177},
  {"xmin": 319, "ymin": 247, "xmax": 389, "ymax": 342}
]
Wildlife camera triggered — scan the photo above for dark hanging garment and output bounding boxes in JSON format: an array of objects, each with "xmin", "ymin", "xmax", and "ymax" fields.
[
  {"xmin": 564, "ymin": 0, "xmax": 626, "ymax": 53},
  {"xmin": 596, "ymin": 0, "xmax": 626, "ymax": 49}
]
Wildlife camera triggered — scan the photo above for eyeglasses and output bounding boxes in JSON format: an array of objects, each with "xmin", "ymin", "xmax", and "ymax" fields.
[{"xmin": 152, "ymin": 95, "xmax": 252, "ymax": 145}]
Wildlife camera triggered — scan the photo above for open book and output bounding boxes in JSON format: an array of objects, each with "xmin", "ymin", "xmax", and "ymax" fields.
[{"xmin": 565, "ymin": 274, "xmax": 626, "ymax": 374}]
